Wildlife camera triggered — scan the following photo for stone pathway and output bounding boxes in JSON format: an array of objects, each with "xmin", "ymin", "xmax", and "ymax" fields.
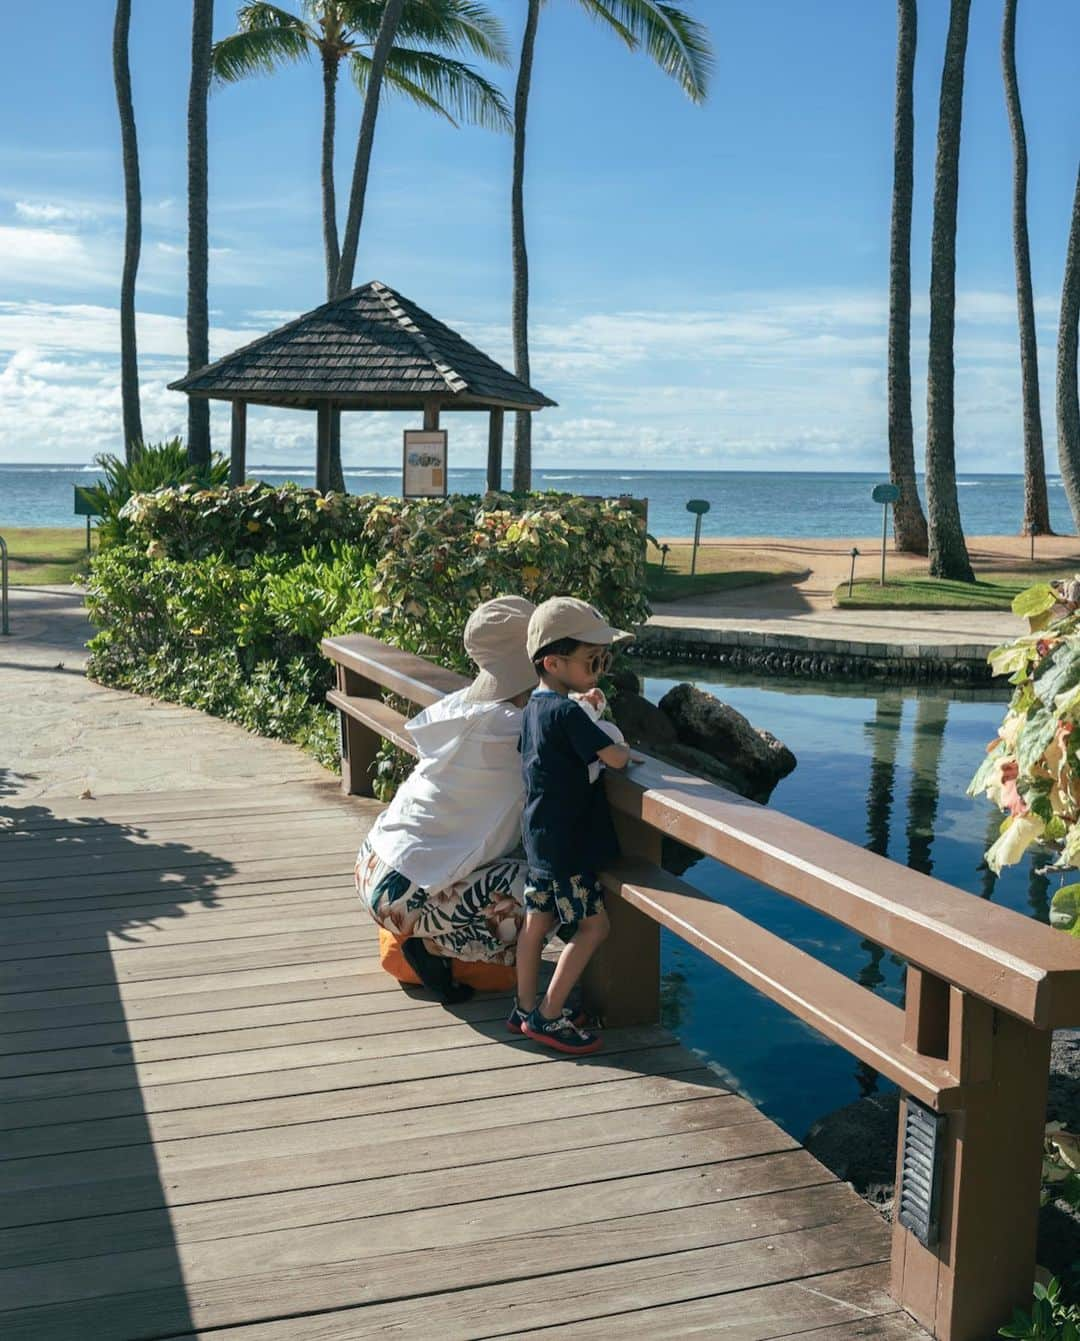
[{"xmin": 0, "ymin": 585, "xmax": 329, "ymax": 801}]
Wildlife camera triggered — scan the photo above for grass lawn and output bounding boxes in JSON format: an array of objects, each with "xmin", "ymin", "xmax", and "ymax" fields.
[
  {"xmin": 836, "ymin": 573, "xmax": 1032, "ymax": 610},
  {"xmin": 647, "ymin": 541, "xmax": 806, "ymax": 602},
  {"xmin": 0, "ymin": 526, "xmax": 95, "ymax": 585}
]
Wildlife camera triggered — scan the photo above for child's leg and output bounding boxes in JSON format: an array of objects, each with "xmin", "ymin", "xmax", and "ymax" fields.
[
  {"xmin": 515, "ymin": 908, "xmax": 555, "ymax": 1012},
  {"xmin": 539, "ymin": 906, "xmax": 610, "ymax": 1019}
]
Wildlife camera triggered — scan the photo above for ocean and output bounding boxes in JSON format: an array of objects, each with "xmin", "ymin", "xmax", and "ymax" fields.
[{"xmin": 1, "ymin": 463, "xmax": 1076, "ymax": 540}]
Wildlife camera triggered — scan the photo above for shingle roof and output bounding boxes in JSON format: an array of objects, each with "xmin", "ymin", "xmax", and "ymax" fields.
[{"xmin": 168, "ymin": 281, "xmax": 555, "ymax": 411}]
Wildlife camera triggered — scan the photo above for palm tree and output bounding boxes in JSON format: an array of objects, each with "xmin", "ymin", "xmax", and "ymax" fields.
[
  {"xmin": 1003, "ymin": 0, "xmax": 1052, "ymax": 536},
  {"xmin": 1059, "ymin": 165, "xmax": 1080, "ymax": 529},
  {"xmin": 213, "ymin": 1, "xmax": 509, "ymax": 488},
  {"xmin": 188, "ymin": 0, "xmax": 215, "ymax": 472},
  {"xmin": 925, "ymin": 0, "xmax": 974, "ymax": 582},
  {"xmin": 887, "ymin": 0, "xmax": 927, "ymax": 555},
  {"xmin": 113, "ymin": 0, "xmax": 143, "ymax": 463},
  {"xmin": 510, "ymin": 1, "xmax": 713, "ymax": 491}
]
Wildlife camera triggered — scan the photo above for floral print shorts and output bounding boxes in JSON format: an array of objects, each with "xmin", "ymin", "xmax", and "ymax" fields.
[
  {"xmin": 523, "ymin": 871, "xmax": 605, "ymax": 929},
  {"xmin": 355, "ymin": 839, "xmax": 526, "ymax": 965}
]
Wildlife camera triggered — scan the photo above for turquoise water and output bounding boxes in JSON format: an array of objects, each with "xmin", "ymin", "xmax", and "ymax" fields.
[
  {"xmin": 642, "ymin": 667, "xmax": 1033, "ymax": 1139},
  {"xmin": 2, "ymin": 463, "xmax": 1076, "ymax": 539}
]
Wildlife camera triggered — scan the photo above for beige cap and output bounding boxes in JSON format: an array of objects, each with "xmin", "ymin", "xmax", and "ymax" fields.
[
  {"xmin": 462, "ymin": 595, "xmax": 538, "ymax": 703},
  {"xmin": 526, "ymin": 597, "xmax": 634, "ymax": 660}
]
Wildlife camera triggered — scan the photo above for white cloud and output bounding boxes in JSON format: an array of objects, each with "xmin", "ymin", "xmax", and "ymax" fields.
[
  {"xmin": 14, "ymin": 200, "xmax": 97, "ymax": 225},
  {"xmin": 0, "ymin": 286, "xmax": 1068, "ymax": 472}
]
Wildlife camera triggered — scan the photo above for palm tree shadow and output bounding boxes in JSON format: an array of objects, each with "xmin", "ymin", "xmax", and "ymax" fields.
[{"xmin": 0, "ymin": 788, "xmax": 236, "ymax": 1334}]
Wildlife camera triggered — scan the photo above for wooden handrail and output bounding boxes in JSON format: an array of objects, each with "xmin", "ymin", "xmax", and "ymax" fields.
[{"xmin": 323, "ymin": 632, "xmax": 1080, "ymax": 1030}]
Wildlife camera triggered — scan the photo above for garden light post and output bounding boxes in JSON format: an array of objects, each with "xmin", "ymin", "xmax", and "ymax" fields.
[
  {"xmin": 848, "ymin": 546, "xmax": 860, "ymax": 599},
  {"xmin": 872, "ymin": 483, "xmax": 900, "ymax": 586},
  {"xmin": 686, "ymin": 499, "xmax": 710, "ymax": 577}
]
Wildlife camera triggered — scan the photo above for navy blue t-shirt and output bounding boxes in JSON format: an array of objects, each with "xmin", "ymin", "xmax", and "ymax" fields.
[{"xmin": 520, "ymin": 689, "xmax": 620, "ymax": 879}]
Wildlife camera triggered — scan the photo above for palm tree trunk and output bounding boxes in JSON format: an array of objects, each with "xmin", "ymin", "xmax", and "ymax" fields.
[
  {"xmin": 113, "ymin": 0, "xmax": 143, "ymax": 464},
  {"xmin": 187, "ymin": 0, "xmax": 214, "ymax": 472},
  {"xmin": 1003, "ymin": 0, "xmax": 1052, "ymax": 535},
  {"xmin": 321, "ymin": 49, "xmax": 346, "ymax": 493},
  {"xmin": 321, "ymin": 51, "xmax": 341, "ymax": 297},
  {"xmin": 334, "ymin": 0, "xmax": 407, "ymax": 297},
  {"xmin": 511, "ymin": 0, "xmax": 541, "ymax": 493},
  {"xmin": 1057, "ymin": 163, "xmax": 1080, "ymax": 530},
  {"xmin": 925, "ymin": 0, "xmax": 975, "ymax": 582},
  {"xmin": 887, "ymin": 0, "xmax": 927, "ymax": 555}
]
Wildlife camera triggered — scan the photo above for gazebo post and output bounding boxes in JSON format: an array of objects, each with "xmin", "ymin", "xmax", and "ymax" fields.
[
  {"xmin": 423, "ymin": 399, "xmax": 441, "ymax": 431},
  {"xmin": 316, "ymin": 402, "xmax": 333, "ymax": 493},
  {"xmin": 486, "ymin": 408, "xmax": 504, "ymax": 492},
  {"xmin": 229, "ymin": 400, "xmax": 247, "ymax": 486}
]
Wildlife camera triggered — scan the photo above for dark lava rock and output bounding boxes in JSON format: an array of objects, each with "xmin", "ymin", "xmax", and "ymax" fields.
[
  {"xmin": 659, "ymin": 682, "xmax": 797, "ymax": 792},
  {"xmin": 609, "ymin": 666, "xmax": 641, "ymax": 695},
  {"xmin": 610, "ymin": 688, "xmax": 679, "ymax": 753}
]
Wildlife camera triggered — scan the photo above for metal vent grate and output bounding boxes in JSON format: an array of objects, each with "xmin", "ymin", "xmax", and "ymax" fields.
[{"xmin": 897, "ymin": 1098, "xmax": 945, "ymax": 1248}]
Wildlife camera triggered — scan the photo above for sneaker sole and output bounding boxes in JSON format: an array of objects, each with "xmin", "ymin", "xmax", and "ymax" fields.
[
  {"xmin": 506, "ymin": 1019, "xmax": 524, "ymax": 1034},
  {"xmin": 520, "ymin": 1024, "xmax": 602, "ymax": 1055}
]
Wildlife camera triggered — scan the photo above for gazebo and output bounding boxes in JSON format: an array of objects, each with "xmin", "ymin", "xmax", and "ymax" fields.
[{"xmin": 168, "ymin": 280, "xmax": 556, "ymax": 491}]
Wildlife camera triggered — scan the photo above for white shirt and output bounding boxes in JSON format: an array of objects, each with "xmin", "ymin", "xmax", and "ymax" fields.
[{"xmin": 365, "ymin": 687, "xmax": 525, "ymax": 894}]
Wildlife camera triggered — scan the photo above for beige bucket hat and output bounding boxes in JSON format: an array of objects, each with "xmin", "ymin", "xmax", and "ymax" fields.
[
  {"xmin": 526, "ymin": 597, "xmax": 634, "ymax": 660},
  {"xmin": 462, "ymin": 595, "xmax": 538, "ymax": 703}
]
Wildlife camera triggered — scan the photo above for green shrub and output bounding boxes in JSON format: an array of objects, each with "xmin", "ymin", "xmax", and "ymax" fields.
[
  {"xmin": 83, "ymin": 438, "xmax": 230, "ymax": 547},
  {"xmin": 86, "ymin": 488, "xmax": 648, "ymax": 771}
]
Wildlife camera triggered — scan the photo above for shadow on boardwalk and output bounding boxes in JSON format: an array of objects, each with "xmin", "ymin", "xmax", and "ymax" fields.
[{"xmin": 0, "ymin": 776, "xmax": 234, "ymax": 1337}]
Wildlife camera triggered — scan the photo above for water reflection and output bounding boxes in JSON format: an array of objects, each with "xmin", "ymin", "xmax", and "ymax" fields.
[{"xmin": 642, "ymin": 664, "xmax": 1047, "ymax": 1139}]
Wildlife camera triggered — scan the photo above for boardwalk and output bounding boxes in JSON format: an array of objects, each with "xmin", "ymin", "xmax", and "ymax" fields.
[{"xmin": 0, "ymin": 781, "xmax": 927, "ymax": 1339}]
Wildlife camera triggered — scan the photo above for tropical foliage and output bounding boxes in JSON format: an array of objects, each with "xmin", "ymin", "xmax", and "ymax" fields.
[
  {"xmin": 80, "ymin": 439, "xmax": 230, "ymax": 548},
  {"xmin": 86, "ymin": 486, "xmax": 648, "ymax": 768},
  {"xmin": 999, "ymin": 1274, "xmax": 1080, "ymax": 1341},
  {"xmin": 968, "ymin": 578, "xmax": 1080, "ymax": 906}
]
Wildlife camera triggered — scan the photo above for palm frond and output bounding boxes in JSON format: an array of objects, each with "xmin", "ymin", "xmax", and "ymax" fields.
[
  {"xmin": 350, "ymin": 45, "xmax": 511, "ymax": 130},
  {"xmin": 581, "ymin": 0, "xmax": 713, "ymax": 102},
  {"xmin": 212, "ymin": 7, "xmax": 313, "ymax": 82},
  {"xmin": 338, "ymin": 0, "xmax": 509, "ymax": 64}
]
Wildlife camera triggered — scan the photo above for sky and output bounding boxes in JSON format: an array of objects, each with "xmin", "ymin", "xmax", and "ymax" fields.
[{"xmin": 0, "ymin": 0, "xmax": 1077, "ymax": 472}]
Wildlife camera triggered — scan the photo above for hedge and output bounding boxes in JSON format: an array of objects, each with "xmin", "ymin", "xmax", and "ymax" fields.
[{"xmin": 86, "ymin": 484, "xmax": 649, "ymax": 775}]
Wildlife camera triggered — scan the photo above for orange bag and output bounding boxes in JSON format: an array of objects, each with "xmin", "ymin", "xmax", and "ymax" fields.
[{"xmin": 378, "ymin": 927, "xmax": 515, "ymax": 992}]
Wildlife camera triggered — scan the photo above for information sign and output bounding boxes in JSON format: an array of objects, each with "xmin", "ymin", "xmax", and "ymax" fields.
[{"xmin": 403, "ymin": 430, "xmax": 448, "ymax": 498}]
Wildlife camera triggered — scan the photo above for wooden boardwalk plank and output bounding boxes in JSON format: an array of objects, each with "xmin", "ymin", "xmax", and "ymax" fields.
[{"xmin": 0, "ymin": 785, "xmax": 925, "ymax": 1341}]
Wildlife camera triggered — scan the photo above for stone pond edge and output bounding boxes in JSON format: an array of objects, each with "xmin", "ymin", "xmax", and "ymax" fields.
[{"xmin": 633, "ymin": 626, "xmax": 998, "ymax": 685}]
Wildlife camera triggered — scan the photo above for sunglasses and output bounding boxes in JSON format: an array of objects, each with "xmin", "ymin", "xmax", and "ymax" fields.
[{"xmin": 559, "ymin": 649, "xmax": 613, "ymax": 676}]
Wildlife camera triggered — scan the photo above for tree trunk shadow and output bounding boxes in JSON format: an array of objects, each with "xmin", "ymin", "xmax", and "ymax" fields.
[{"xmin": 0, "ymin": 778, "xmax": 237, "ymax": 1336}]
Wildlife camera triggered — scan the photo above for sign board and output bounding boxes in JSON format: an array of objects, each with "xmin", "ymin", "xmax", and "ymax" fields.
[
  {"xmin": 686, "ymin": 498, "xmax": 711, "ymax": 515},
  {"xmin": 871, "ymin": 483, "xmax": 900, "ymax": 504},
  {"xmin": 74, "ymin": 486, "xmax": 101, "ymax": 517},
  {"xmin": 403, "ymin": 430, "xmax": 447, "ymax": 498}
]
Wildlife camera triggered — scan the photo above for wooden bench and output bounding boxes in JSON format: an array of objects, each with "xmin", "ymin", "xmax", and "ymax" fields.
[{"xmin": 322, "ymin": 630, "xmax": 1080, "ymax": 1341}]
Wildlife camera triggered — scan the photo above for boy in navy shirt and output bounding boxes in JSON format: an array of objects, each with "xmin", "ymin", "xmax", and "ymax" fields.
[{"xmin": 511, "ymin": 598, "xmax": 634, "ymax": 1055}]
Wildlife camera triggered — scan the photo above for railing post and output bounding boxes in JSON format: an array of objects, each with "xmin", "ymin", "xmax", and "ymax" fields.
[
  {"xmin": 891, "ymin": 967, "xmax": 1051, "ymax": 1340},
  {"xmin": 582, "ymin": 804, "xmax": 661, "ymax": 1028},
  {"xmin": 336, "ymin": 664, "xmax": 383, "ymax": 797}
]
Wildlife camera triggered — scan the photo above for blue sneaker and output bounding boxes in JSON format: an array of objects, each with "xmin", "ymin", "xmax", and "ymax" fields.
[
  {"xmin": 506, "ymin": 1001, "xmax": 590, "ymax": 1034},
  {"xmin": 521, "ymin": 1007, "xmax": 602, "ymax": 1055}
]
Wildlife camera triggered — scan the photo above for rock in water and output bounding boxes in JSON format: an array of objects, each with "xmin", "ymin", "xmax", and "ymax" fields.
[
  {"xmin": 610, "ymin": 688, "xmax": 678, "ymax": 753},
  {"xmin": 658, "ymin": 683, "xmax": 797, "ymax": 792}
]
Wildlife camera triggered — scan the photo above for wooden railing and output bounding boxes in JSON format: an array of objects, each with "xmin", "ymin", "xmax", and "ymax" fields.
[{"xmin": 322, "ymin": 631, "xmax": 1080, "ymax": 1341}]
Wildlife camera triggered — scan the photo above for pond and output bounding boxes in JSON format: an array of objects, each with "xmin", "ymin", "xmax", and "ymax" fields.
[{"xmin": 641, "ymin": 664, "xmax": 1037, "ymax": 1142}]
